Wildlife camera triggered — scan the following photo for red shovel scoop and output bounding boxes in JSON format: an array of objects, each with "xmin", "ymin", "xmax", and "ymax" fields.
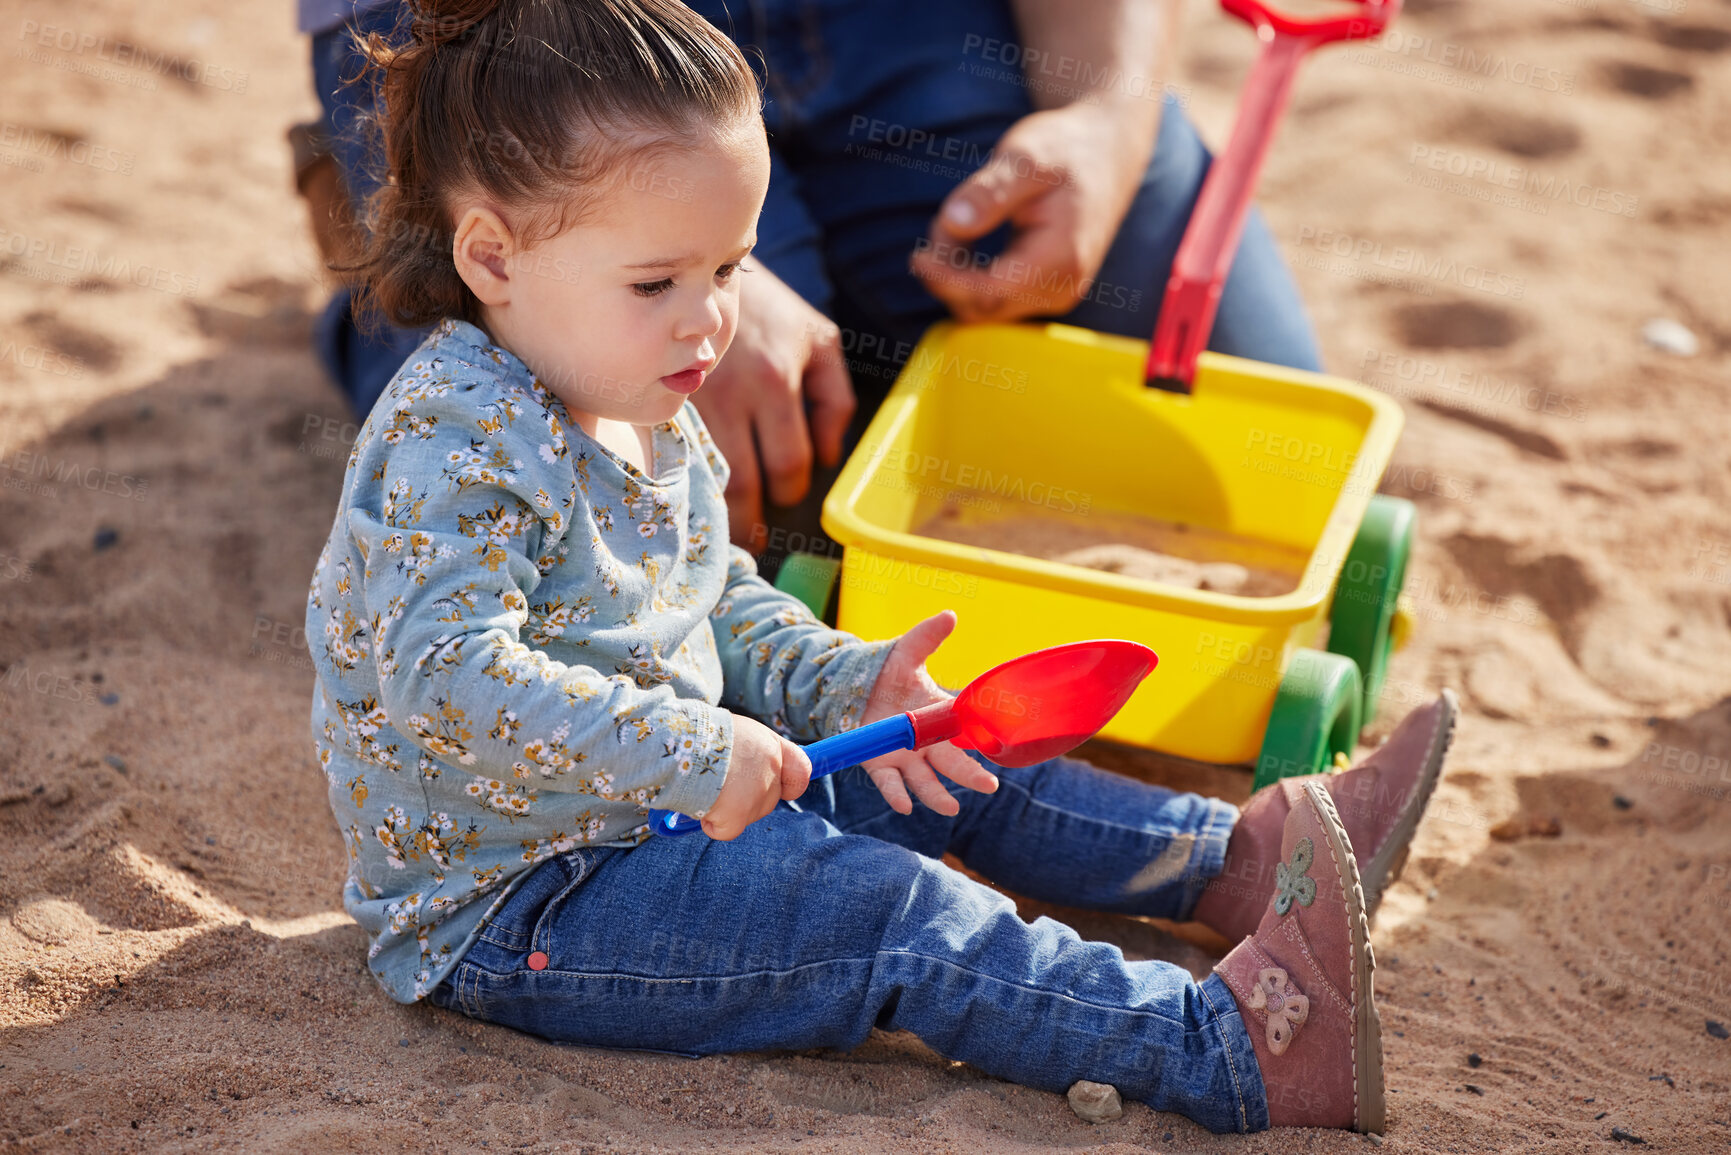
[{"xmin": 909, "ymin": 639, "xmax": 1160, "ymax": 766}]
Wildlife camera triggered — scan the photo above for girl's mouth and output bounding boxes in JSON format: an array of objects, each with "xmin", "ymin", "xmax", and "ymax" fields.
[{"xmin": 660, "ymin": 368, "xmax": 707, "ymax": 395}]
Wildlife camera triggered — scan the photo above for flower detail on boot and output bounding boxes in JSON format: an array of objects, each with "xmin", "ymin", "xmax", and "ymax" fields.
[
  {"xmin": 1273, "ymin": 836, "xmax": 1316, "ymax": 916},
  {"xmin": 1248, "ymin": 967, "xmax": 1310, "ymax": 1055}
]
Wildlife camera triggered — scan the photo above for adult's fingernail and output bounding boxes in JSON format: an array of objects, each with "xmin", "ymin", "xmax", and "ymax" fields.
[{"xmin": 943, "ymin": 198, "xmax": 977, "ymax": 229}]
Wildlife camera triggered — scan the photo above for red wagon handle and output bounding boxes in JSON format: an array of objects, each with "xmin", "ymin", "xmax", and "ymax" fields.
[{"xmin": 1144, "ymin": 0, "xmax": 1400, "ymax": 393}]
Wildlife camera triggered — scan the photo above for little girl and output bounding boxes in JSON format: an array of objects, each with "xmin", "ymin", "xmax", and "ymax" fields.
[{"xmin": 308, "ymin": 0, "xmax": 1457, "ymax": 1135}]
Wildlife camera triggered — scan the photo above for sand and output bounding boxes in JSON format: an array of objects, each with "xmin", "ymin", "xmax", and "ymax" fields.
[
  {"xmin": 3, "ymin": 0, "xmax": 1731, "ymax": 1150},
  {"xmin": 914, "ymin": 506, "xmax": 1303, "ymax": 596}
]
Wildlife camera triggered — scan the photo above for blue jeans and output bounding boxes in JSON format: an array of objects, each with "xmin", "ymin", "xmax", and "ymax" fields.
[
  {"xmin": 428, "ymin": 754, "xmax": 1271, "ymax": 1134},
  {"xmin": 310, "ymin": 0, "xmax": 1321, "ymax": 435}
]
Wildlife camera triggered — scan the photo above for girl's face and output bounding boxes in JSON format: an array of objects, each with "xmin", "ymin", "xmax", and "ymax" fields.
[{"xmin": 468, "ymin": 121, "xmax": 770, "ymax": 433}]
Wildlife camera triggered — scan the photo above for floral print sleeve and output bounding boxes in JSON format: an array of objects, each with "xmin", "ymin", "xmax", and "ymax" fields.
[{"xmin": 706, "ymin": 546, "xmax": 894, "ymax": 742}]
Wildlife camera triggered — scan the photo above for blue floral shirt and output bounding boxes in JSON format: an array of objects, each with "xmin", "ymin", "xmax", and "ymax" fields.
[{"xmin": 306, "ymin": 320, "xmax": 893, "ymax": 1002}]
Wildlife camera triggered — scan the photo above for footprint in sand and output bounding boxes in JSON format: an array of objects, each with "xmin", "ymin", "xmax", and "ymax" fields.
[
  {"xmin": 1448, "ymin": 108, "xmax": 1582, "ymax": 160},
  {"xmin": 1600, "ymin": 60, "xmax": 1695, "ymax": 98},
  {"xmin": 1649, "ymin": 23, "xmax": 1731, "ymax": 53},
  {"xmin": 1392, "ymin": 300, "xmax": 1525, "ymax": 350}
]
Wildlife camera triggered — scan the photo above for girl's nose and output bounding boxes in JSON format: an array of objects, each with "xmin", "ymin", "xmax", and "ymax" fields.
[{"xmin": 673, "ymin": 287, "xmax": 724, "ymax": 342}]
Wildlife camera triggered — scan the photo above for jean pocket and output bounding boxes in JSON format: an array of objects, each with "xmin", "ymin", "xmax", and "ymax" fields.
[{"xmin": 526, "ymin": 849, "xmax": 600, "ymax": 963}]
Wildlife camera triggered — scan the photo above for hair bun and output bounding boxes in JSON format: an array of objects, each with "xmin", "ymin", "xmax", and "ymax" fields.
[{"xmin": 409, "ymin": 0, "xmax": 505, "ymax": 47}]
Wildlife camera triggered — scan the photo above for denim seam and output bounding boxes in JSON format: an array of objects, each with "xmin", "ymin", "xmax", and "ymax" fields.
[
  {"xmin": 489, "ymin": 950, "xmax": 1188, "ymax": 1029},
  {"xmin": 1198, "ymin": 976, "xmax": 1251, "ymax": 1133}
]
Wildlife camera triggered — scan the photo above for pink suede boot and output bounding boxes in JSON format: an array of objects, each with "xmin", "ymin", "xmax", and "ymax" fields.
[
  {"xmin": 1194, "ymin": 690, "xmax": 1457, "ymax": 944},
  {"xmin": 1215, "ymin": 778, "xmax": 1384, "ymax": 1131}
]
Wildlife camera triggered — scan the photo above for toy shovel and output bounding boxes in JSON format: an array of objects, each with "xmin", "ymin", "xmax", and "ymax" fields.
[{"xmin": 648, "ymin": 639, "xmax": 1158, "ymax": 837}]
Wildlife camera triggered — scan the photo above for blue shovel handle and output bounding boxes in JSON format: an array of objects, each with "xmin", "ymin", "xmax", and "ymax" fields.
[{"xmin": 647, "ymin": 713, "xmax": 919, "ymax": 837}]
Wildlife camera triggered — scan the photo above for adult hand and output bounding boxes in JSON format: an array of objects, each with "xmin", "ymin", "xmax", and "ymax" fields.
[
  {"xmin": 692, "ymin": 260, "xmax": 855, "ymax": 553},
  {"xmin": 910, "ymin": 100, "xmax": 1156, "ymax": 323},
  {"xmin": 857, "ymin": 611, "xmax": 1000, "ymax": 816}
]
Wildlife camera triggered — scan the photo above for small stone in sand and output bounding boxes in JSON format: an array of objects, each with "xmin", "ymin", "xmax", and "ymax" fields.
[
  {"xmin": 1641, "ymin": 318, "xmax": 1699, "ymax": 357},
  {"xmin": 1612, "ymin": 795, "xmax": 1633, "ymax": 810},
  {"xmin": 93, "ymin": 527, "xmax": 119, "ymax": 551},
  {"xmin": 1707, "ymin": 1020, "xmax": 1729, "ymax": 1040},
  {"xmin": 1465, "ymin": 1084, "xmax": 1484, "ymax": 1095},
  {"xmin": 1066, "ymin": 1080, "xmax": 1122, "ymax": 1124},
  {"xmin": 1365, "ymin": 1134, "xmax": 1383, "ymax": 1146},
  {"xmin": 1590, "ymin": 732, "xmax": 1611, "ymax": 748},
  {"xmin": 1610, "ymin": 1126, "xmax": 1646, "ymax": 1144},
  {"xmin": 1468, "ymin": 1053, "xmax": 1482, "ymax": 1068}
]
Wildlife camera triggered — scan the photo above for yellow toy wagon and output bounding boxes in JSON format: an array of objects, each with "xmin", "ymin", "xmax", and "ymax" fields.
[{"xmin": 775, "ymin": 0, "xmax": 1414, "ymax": 790}]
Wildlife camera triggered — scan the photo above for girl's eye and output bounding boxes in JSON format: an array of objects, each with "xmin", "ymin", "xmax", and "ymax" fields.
[
  {"xmin": 715, "ymin": 262, "xmax": 740, "ymax": 283},
  {"xmin": 632, "ymin": 278, "xmax": 674, "ymax": 298}
]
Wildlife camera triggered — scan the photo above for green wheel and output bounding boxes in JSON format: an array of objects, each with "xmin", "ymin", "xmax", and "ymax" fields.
[
  {"xmin": 1327, "ymin": 494, "xmax": 1415, "ymax": 725},
  {"xmin": 773, "ymin": 552, "xmax": 842, "ymax": 621},
  {"xmin": 1253, "ymin": 649, "xmax": 1363, "ymax": 792}
]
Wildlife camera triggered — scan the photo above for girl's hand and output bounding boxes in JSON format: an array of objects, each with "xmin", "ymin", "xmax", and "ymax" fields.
[
  {"xmin": 857, "ymin": 611, "xmax": 1000, "ymax": 816},
  {"xmin": 703, "ymin": 714, "xmax": 812, "ymax": 840}
]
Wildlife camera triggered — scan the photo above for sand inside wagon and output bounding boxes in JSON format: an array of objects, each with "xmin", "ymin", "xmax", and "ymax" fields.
[{"xmin": 913, "ymin": 504, "xmax": 1305, "ymax": 597}]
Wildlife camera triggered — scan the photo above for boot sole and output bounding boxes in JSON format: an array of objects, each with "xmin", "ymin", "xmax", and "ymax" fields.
[
  {"xmin": 1303, "ymin": 779, "xmax": 1386, "ymax": 1134},
  {"xmin": 1360, "ymin": 689, "xmax": 1459, "ymax": 922}
]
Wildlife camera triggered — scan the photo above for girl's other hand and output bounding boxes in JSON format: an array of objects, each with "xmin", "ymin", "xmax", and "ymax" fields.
[
  {"xmin": 858, "ymin": 611, "xmax": 1000, "ymax": 816},
  {"xmin": 702, "ymin": 715, "xmax": 812, "ymax": 840}
]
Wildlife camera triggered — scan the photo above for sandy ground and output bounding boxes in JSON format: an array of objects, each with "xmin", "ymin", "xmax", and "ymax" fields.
[{"xmin": 3, "ymin": 0, "xmax": 1730, "ymax": 1150}]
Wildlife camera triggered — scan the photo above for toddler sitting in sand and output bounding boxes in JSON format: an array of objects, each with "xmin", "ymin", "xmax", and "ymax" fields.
[{"xmin": 306, "ymin": 0, "xmax": 1457, "ymax": 1133}]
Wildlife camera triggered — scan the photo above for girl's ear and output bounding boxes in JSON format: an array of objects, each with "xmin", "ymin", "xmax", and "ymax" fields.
[{"xmin": 452, "ymin": 206, "xmax": 515, "ymax": 307}]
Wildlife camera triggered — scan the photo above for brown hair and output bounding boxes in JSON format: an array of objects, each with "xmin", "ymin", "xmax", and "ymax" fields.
[{"xmin": 349, "ymin": 0, "xmax": 760, "ymax": 329}]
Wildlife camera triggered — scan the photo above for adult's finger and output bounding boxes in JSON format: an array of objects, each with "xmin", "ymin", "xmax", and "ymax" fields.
[
  {"xmin": 920, "ymin": 200, "xmax": 1084, "ymax": 322},
  {"xmin": 753, "ymin": 363, "xmax": 817, "ymax": 509},
  {"xmin": 804, "ymin": 321, "xmax": 856, "ymax": 469},
  {"xmin": 931, "ymin": 150, "xmax": 1048, "ymax": 244}
]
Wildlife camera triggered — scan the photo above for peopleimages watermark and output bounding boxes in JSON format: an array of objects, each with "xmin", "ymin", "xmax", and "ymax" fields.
[
  {"xmin": 0, "ymin": 227, "xmax": 200, "ymax": 297},
  {"xmin": 959, "ymin": 33, "xmax": 1192, "ymax": 108},
  {"xmin": 860, "ymin": 442, "xmax": 1093, "ymax": 517},
  {"xmin": 1239, "ymin": 428, "xmax": 1477, "ymax": 505},
  {"xmin": 912, "ymin": 237, "xmax": 1145, "ymax": 314},
  {"xmin": 15, "ymin": 19, "xmax": 250, "ymax": 93},
  {"xmin": 0, "ymin": 337, "xmax": 84, "ymax": 379},
  {"xmin": 1358, "ymin": 349, "xmax": 1588, "ymax": 424},
  {"xmin": 1343, "ymin": 30, "xmax": 1575, "ymax": 97},
  {"xmin": 1292, "ymin": 226, "xmax": 1525, "ymax": 300},
  {"xmin": 250, "ymin": 614, "xmax": 315, "ymax": 673},
  {"xmin": 2, "ymin": 661, "xmax": 103, "ymax": 706},
  {"xmin": 0, "ymin": 121, "xmax": 134, "ymax": 176},
  {"xmin": 1690, "ymin": 538, "xmax": 1731, "ymax": 587},
  {"xmin": 1630, "ymin": 738, "xmax": 1731, "ymax": 805},
  {"xmin": 844, "ymin": 116, "xmax": 1068, "ymax": 189},
  {"xmin": 0, "ymin": 441, "xmax": 150, "ymax": 502},
  {"xmin": 1406, "ymin": 144, "xmax": 1638, "ymax": 220}
]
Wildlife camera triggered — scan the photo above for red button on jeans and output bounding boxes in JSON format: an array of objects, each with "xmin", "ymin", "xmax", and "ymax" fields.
[{"xmin": 527, "ymin": 951, "xmax": 549, "ymax": 971}]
